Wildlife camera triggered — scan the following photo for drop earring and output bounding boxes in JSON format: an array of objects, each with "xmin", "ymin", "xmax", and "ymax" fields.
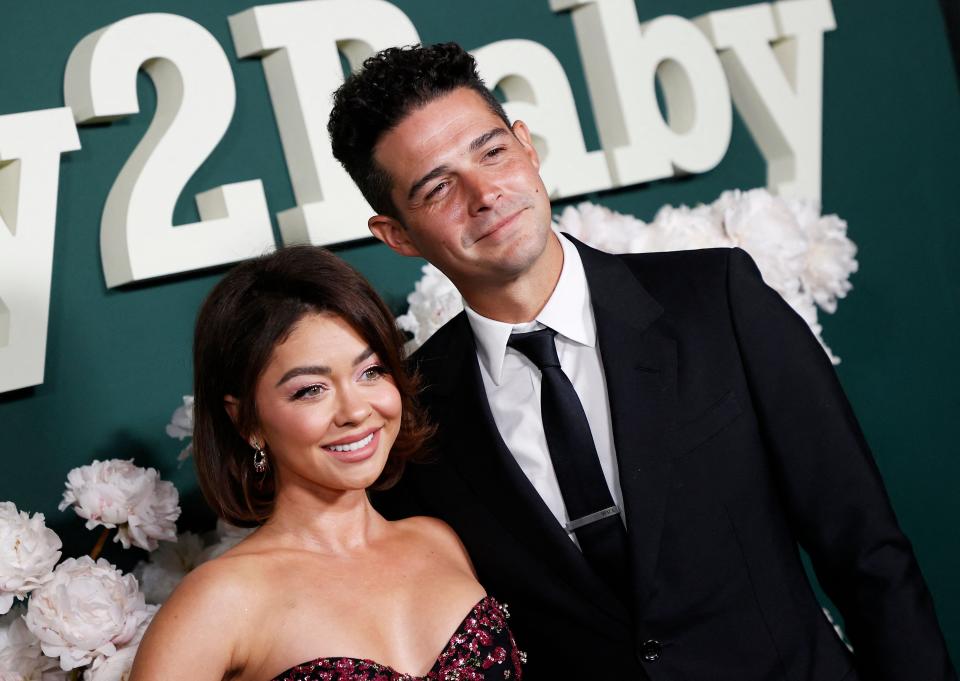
[{"xmin": 252, "ymin": 441, "xmax": 268, "ymax": 474}]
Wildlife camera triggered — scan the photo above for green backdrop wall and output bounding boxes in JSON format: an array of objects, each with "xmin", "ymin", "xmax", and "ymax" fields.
[{"xmin": 1, "ymin": 0, "xmax": 957, "ymax": 661}]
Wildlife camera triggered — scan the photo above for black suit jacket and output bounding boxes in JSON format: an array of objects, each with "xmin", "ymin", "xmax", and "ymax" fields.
[{"xmin": 375, "ymin": 238, "xmax": 955, "ymax": 680}]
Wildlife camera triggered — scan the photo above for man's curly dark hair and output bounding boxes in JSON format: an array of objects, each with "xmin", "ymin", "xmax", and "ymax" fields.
[{"xmin": 328, "ymin": 42, "xmax": 510, "ymax": 218}]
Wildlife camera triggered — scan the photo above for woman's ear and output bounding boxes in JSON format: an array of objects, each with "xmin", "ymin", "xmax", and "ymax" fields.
[
  {"xmin": 226, "ymin": 396, "xmax": 262, "ymax": 447},
  {"xmin": 224, "ymin": 395, "xmax": 241, "ymax": 427}
]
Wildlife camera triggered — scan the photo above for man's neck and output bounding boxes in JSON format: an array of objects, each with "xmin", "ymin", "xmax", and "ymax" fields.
[{"xmin": 460, "ymin": 233, "xmax": 565, "ymax": 324}]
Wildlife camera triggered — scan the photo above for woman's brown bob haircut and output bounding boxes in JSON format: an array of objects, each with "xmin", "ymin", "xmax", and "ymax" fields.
[{"xmin": 192, "ymin": 245, "xmax": 433, "ymax": 527}]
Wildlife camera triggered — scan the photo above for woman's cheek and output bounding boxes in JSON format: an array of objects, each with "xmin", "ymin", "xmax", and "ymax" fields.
[
  {"xmin": 273, "ymin": 403, "xmax": 333, "ymax": 443},
  {"xmin": 376, "ymin": 385, "xmax": 403, "ymax": 423}
]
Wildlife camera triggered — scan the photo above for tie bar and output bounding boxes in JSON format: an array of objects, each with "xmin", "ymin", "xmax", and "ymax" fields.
[{"xmin": 564, "ymin": 505, "xmax": 620, "ymax": 532}]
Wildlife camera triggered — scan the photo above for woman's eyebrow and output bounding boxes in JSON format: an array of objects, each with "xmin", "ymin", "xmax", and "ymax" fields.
[
  {"xmin": 275, "ymin": 365, "xmax": 330, "ymax": 386},
  {"xmin": 274, "ymin": 348, "xmax": 373, "ymax": 387},
  {"xmin": 353, "ymin": 347, "xmax": 374, "ymax": 365}
]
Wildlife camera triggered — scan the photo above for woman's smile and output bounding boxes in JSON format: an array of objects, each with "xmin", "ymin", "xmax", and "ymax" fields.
[{"xmin": 322, "ymin": 427, "xmax": 381, "ymax": 463}]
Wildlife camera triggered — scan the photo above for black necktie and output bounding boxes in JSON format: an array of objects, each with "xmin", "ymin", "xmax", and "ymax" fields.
[{"xmin": 507, "ymin": 328, "xmax": 630, "ymax": 596}]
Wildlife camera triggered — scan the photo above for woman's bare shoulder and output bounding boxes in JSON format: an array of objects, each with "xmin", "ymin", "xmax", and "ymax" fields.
[
  {"xmin": 146, "ymin": 551, "xmax": 269, "ymax": 640},
  {"xmin": 392, "ymin": 516, "xmax": 474, "ymax": 571},
  {"xmin": 131, "ymin": 553, "xmax": 271, "ymax": 681},
  {"xmin": 179, "ymin": 550, "xmax": 266, "ymax": 599}
]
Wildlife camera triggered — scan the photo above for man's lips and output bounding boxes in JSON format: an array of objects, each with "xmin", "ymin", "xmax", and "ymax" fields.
[{"xmin": 471, "ymin": 207, "xmax": 526, "ymax": 245}]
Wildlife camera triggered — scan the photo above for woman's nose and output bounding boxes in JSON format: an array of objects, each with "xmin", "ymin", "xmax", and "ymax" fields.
[{"xmin": 334, "ymin": 385, "xmax": 370, "ymax": 426}]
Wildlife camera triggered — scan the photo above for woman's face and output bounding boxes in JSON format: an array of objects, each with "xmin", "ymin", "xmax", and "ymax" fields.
[{"xmin": 251, "ymin": 312, "xmax": 402, "ymax": 495}]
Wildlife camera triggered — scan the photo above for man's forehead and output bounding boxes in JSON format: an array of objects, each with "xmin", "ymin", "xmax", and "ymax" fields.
[
  {"xmin": 378, "ymin": 89, "xmax": 505, "ymax": 157},
  {"xmin": 374, "ymin": 89, "xmax": 510, "ymax": 192}
]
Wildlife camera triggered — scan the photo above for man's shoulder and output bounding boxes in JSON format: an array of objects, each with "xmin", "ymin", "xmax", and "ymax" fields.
[
  {"xmin": 410, "ymin": 311, "xmax": 470, "ymax": 360},
  {"xmin": 566, "ymin": 234, "xmax": 735, "ymax": 285},
  {"xmin": 577, "ymin": 240, "xmax": 739, "ymax": 304},
  {"xmin": 614, "ymin": 245, "xmax": 734, "ymax": 279},
  {"xmin": 407, "ymin": 311, "xmax": 473, "ymax": 392}
]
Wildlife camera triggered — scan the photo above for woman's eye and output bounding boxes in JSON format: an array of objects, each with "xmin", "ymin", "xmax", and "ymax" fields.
[
  {"xmin": 361, "ymin": 364, "xmax": 388, "ymax": 381},
  {"xmin": 291, "ymin": 384, "xmax": 325, "ymax": 400}
]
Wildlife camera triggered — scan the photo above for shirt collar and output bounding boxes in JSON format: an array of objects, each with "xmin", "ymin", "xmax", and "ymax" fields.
[{"xmin": 465, "ymin": 233, "xmax": 596, "ymax": 385}]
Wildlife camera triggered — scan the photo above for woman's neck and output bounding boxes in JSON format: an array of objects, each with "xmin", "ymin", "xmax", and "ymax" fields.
[{"xmin": 256, "ymin": 484, "xmax": 387, "ymax": 555}]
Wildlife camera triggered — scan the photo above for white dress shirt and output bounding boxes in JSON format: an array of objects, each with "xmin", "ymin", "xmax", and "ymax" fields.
[{"xmin": 464, "ymin": 234, "xmax": 623, "ymax": 542}]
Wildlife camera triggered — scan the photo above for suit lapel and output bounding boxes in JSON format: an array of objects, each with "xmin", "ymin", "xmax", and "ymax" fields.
[
  {"xmin": 573, "ymin": 237, "xmax": 678, "ymax": 607},
  {"xmin": 424, "ymin": 313, "xmax": 631, "ymax": 627}
]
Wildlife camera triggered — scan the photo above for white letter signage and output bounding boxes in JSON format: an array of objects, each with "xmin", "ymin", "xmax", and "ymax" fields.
[
  {"xmin": 64, "ymin": 13, "xmax": 275, "ymax": 288},
  {"xmin": 552, "ymin": 0, "xmax": 733, "ymax": 187},
  {"xmin": 696, "ymin": 0, "xmax": 836, "ymax": 200},
  {"xmin": 0, "ymin": 108, "xmax": 81, "ymax": 393},
  {"xmin": 230, "ymin": 0, "xmax": 420, "ymax": 246}
]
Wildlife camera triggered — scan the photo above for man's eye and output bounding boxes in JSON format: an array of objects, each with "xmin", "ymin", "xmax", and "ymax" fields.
[
  {"xmin": 485, "ymin": 146, "xmax": 506, "ymax": 159},
  {"xmin": 425, "ymin": 181, "xmax": 448, "ymax": 200}
]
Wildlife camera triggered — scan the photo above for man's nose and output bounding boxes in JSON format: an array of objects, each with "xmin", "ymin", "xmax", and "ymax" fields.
[{"xmin": 466, "ymin": 170, "xmax": 502, "ymax": 216}]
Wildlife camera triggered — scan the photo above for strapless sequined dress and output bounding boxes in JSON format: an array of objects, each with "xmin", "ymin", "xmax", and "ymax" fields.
[{"xmin": 270, "ymin": 596, "xmax": 524, "ymax": 681}]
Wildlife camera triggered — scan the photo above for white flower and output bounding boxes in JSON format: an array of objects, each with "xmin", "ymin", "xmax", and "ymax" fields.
[
  {"xmin": 82, "ymin": 605, "xmax": 157, "ymax": 681},
  {"xmin": 164, "ymin": 396, "xmax": 193, "ymax": 441},
  {"xmin": 555, "ymin": 202, "xmax": 651, "ymax": 253},
  {"xmin": 59, "ymin": 460, "xmax": 180, "ymax": 552},
  {"xmin": 133, "ymin": 533, "xmax": 204, "ymax": 604},
  {"xmin": 24, "ymin": 557, "xmax": 151, "ymax": 671},
  {"xmin": 0, "ymin": 503, "xmax": 62, "ymax": 615},
  {"xmin": 649, "ymin": 203, "xmax": 732, "ymax": 252},
  {"xmin": 715, "ymin": 188, "xmax": 809, "ymax": 298},
  {"xmin": 797, "ymin": 209, "xmax": 858, "ymax": 314},
  {"xmin": 165, "ymin": 396, "xmax": 194, "ymax": 461},
  {"xmin": 198, "ymin": 520, "xmax": 253, "ymax": 563},
  {"xmin": 396, "ymin": 263, "xmax": 463, "ymax": 351},
  {"xmin": 0, "ymin": 606, "xmax": 64, "ymax": 681}
]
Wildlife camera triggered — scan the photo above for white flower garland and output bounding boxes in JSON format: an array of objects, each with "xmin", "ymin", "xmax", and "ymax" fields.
[
  {"xmin": 398, "ymin": 189, "xmax": 858, "ymax": 363},
  {"xmin": 0, "ymin": 460, "xmax": 183, "ymax": 679},
  {"xmin": 0, "ymin": 503, "xmax": 62, "ymax": 616}
]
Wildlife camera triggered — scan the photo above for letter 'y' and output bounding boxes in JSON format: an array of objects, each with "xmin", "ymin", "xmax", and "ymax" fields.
[{"xmin": 696, "ymin": 0, "xmax": 837, "ymax": 201}]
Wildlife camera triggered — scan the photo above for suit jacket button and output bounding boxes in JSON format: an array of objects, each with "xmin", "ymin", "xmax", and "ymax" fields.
[{"xmin": 640, "ymin": 639, "xmax": 662, "ymax": 662}]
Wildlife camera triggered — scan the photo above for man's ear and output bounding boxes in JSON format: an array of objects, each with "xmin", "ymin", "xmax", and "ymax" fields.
[
  {"xmin": 511, "ymin": 119, "xmax": 541, "ymax": 171},
  {"xmin": 368, "ymin": 214, "xmax": 422, "ymax": 258}
]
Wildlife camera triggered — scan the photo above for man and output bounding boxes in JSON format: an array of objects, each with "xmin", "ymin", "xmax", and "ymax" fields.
[{"xmin": 328, "ymin": 43, "xmax": 955, "ymax": 679}]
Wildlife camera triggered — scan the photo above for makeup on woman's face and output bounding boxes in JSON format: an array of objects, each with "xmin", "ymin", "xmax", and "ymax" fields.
[{"xmin": 253, "ymin": 312, "xmax": 402, "ymax": 494}]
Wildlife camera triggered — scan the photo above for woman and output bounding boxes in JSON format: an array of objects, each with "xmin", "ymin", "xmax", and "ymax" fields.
[{"xmin": 131, "ymin": 246, "xmax": 523, "ymax": 681}]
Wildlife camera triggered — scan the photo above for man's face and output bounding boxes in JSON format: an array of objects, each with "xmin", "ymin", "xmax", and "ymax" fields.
[{"xmin": 369, "ymin": 87, "xmax": 554, "ymax": 301}]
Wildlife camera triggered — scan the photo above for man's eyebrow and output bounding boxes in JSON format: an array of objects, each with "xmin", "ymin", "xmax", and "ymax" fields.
[
  {"xmin": 468, "ymin": 127, "xmax": 507, "ymax": 153},
  {"xmin": 406, "ymin": 127, "xmax": 509, "ymax": 201}
]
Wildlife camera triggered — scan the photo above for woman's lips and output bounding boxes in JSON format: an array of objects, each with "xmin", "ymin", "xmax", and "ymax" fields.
[{"xmin": 322, "ymin": 428, "xmax": 381, "ymax": 463}]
